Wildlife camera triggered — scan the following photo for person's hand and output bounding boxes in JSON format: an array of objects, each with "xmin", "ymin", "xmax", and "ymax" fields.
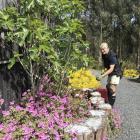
[{"xmin": 96, "ymin": 75, "xmax": 102, "ymax": 81}]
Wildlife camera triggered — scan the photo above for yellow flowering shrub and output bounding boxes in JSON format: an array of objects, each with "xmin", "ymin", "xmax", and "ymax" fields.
[
  {"xmin": 123, "ymin": 69, "xmax": 139, "ymax": 78},
  {"xmin": 69, "ymin": 68, "xmax": 101, "ymax": 89}
]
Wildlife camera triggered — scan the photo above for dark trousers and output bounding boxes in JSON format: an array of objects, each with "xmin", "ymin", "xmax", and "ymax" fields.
[{"xmin": 106, "ymin": 84, "xmax": 116, "ymax": 107}]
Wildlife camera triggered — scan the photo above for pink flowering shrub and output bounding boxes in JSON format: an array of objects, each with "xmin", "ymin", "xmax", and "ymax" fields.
[
  {"xmin": 111, "ymin": 109, "xmax": 122, "ymax": 129},
  {"xmin": 0, "ymin": 74, "xmax": 122, "ymax": 139},
  {"xmin": 107, "ymin": 108, "xmax": 122, "ymax": 139},
  {"xmin": 0, "ymin": 75, "xmax": 89, "ymax": 139},
  {"xmin": 0, "ymin": 98, "xmax": 4, "ymax": 106}
]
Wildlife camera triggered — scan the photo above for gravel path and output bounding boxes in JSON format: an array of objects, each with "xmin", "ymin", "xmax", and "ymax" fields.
[
  {"xmin": 92, "ymin": 70, "xmax": 140, "ymax": 139},
  {"xmin": 100, "ymin": 75, "xmax": 140, "ymax": 140},
  {"xmin": 115, "ymin": 78, "xmax": 140, "ymax": 140}
]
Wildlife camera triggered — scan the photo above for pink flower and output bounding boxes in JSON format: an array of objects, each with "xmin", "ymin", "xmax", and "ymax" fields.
[
  {"xmin": 29, "ymin": 96, "xmax": 34, "ymax": 102},
  {"xmin": 22, "ymin": 135, "xmax": 31, "ymax": 140},
  {"xmin": 37, "ymin": 107, "xmax": 49, "ymax": 117},
  {"xmin": 72, "ymin": 137, "xmax": 78, "ymax": 140},
  {"xmin": 29, "ymin": 109, "xmax": 38, "ymax": 117},
  {"xmin": 0, "ymin": 124, "xmax": 4, "ymax": 131},
  {"xmin": 46, "ymin": 93, "xmax": 52, "ymax": 97},
  {"xmin": 60, "ymin": 97, "xmax": 68, "ymax": 104},
  {"xmin": 39, "ymin": 84, "xmax": 44, "ymax": 91},
  {"xmin": 2, "ymin": 111, "xmax": 10, "ymax": 116},
  {"xmin": 38, "ymin": 92, "xmax": 46, "ymax": 96},
  {"xmin": 60, "ymin": 112, "xmax": 65, "ymax": 118},
  {"xmin": 0, "ymin": 98, "xmax": 4, "ymax": 105},
  {"xmin": 2, "ymin": 133, "xmax": 12, "ymax": 140},
  {"xmin": 54, "ymin": 130, "xmax": 60, "ymax": 140},
  {"xmin": 36, "ymin": 132, "xmax": 49, "ymax": 140},
  {"xmin": 15, "ymin": 105, "xmax": 24, "ymax": 111},
  {"xmin": 62, "ymin": 122, "xmax": 69, "ymax": 127},
  {"xmin": 22, "ymin": 92, "xmax": 27, "ymax": 96},
  {"xmin": 3, "ymin": 123, "xmax": 16, "ymax": 133},
  {"xmin": 112, "ymin": 108, "xmax": 122, "ymax": 128},
  {"xmin": 58, "ymin": 105, "xmax": 65, "ymax": 110},
  {"xmin": 22, "ymin": 125, "xmax": 34, "ymax": 135},
  {"xmin": 50, "ymin": 95, "xmax": 58, "ymax": 100},
  {"xmin": 47, "ymin": 103, "xmax": 51, "ymax": 108},
  {"xmin": 102, "ymin": 136, "xmax": 108, "ymax": 140},
  {"xmin": 48, "ymin": 119, "xmax": 55, "ymax": 129},
  {"xmin": 43, "ymin": 75, "xmax": 49, "ymax": 81},
  {"xmin": 9, "ymin": 101, "xmax": 15, "ymax": 106},
  {"xmin": 38, "ymin": 122, "xmax": 46, "ymax": 129},
  {"xmin": 66, "ymin": 111, "xmax": 72, "ymax": 117}
]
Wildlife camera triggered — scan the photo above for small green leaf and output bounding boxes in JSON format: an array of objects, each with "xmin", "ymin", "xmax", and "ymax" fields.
[{"xmin": 8, "ymin": 58, "xmax": 16, "ymax": 69}]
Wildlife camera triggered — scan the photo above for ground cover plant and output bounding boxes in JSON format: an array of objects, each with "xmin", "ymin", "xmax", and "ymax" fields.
[
  {"xmin": 123, "ymin": 69, "xmax": 139, "ymax": 78},
  {"xmin": 0, "ymin": 75, "xmax": 90, "ymax": 140}
]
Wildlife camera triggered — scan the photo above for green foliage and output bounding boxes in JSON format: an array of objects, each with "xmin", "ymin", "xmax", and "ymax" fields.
[
  {"xmin": 84, "ymin": 0, "xmax": 140, "ymax": 67},
  {"xmin": 122, "ymin": 60, "xmax": 137, "ymax": 70},
  {"xmin": 0, "ymin": 0, "xmax": 91, "ymax": 93}
]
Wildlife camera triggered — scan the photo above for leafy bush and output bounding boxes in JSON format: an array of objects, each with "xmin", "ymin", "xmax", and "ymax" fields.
[{"xmin": 0, "ymin": 0, "xmax": 92, "ymax": 93}]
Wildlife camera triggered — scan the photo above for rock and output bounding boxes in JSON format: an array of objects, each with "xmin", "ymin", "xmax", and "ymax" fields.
[
  {"xmin": 90, "ymin": 97, "xmax": 104, "ymax": 105},
  {"xmin": 89, "ymin": 110, "xmax": 106, "ymax": 118},
  {"xmin": 84, "ymin": 118, "xmax": 102, "ymax": 131},
  {"xmin": 98, "ymin": 103, "xmax": 112, "ymax": 114},
  {"xmin": 90, "ymin": 91, "xmax": 101, "ymax": 97},
  {"xmin": 64, "ymin": 123, "xmax": 94, "ymax": 140}
]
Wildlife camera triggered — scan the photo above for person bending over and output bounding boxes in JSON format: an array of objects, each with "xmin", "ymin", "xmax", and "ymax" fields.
[{"xmin": 97, "ymin": 42, "xmax": 122, "ymax": 107}]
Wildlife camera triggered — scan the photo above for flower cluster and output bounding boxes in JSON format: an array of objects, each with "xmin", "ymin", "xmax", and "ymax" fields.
[
  {"xmin": 0, "ymin": 76, "xmax": 89, "ymax": 140},
  {"xmin": 0, "ymin": 94, "xmax": 71, "ymax": 139},
  {"xmin": 69, "ymin": 68, "xmax": 101, "ymax": 89},
  {"xmin": 0, "ymin": 98, "xmax": 4, "ymax": 106},
  {"xmin": 123, "ymin": 69, "xmax": 139, "ymax": 78},
  {"xmin": 107, "ymin": 108, "xmax": 122, "ymax": 139},
  {"xmin": 111, "ymin": 109, "xmax": 122, "ymax": 129}
]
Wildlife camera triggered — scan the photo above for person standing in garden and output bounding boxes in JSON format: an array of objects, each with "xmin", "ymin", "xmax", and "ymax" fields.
[{"xmin": 97, "ymin": 42, "xmax": 122, "ymax": 107}]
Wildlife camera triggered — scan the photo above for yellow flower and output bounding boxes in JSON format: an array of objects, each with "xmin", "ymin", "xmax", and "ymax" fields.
[
  {"xmin": 123, "ymin": 69, "xmax": 139, "ymax": 78},
  {"xmin": 69, "ymin": 68, "xmax": 101, "ymax": 89}
]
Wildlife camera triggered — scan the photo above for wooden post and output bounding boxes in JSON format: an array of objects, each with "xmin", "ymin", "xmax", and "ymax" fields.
[
  {"xmin": 64, "ymin": 123, "xmax": 93, "ymax": 140},
  {"xmin": 77, "ymin": 132, "xmax": 94, "ymax": 140},
  {"xmin": 64, "ymin": 115, "xmax": 108, "ymax": 140},
  {"xmin": 95, "ymin": 128, "xmax": 103, "ymax": 140}
]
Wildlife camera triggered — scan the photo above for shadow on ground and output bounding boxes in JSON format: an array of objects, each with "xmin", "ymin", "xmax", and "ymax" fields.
[{"xmin": 127, "ymin": 78, "xmax": 140, "ymax": 83}]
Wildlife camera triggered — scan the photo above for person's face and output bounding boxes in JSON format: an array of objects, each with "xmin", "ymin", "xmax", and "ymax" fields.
[{"xmin": 100, "ymin": 46, "xmax": 109, "ymax": 55}]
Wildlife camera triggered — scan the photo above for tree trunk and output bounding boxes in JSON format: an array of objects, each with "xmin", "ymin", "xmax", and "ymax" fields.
[
  {"xmin": 119, "ymin": 31, "xmax": 122, "ymax": 60},
  {"xmin": 0, "ymin": 63, "xmax": 31, "ymax": 110},
  {"xmin": 137, "ymin": 34, "xmax": 140, "ymax": 68},
  {"xmin": 99, "ymin": 18, "xmax": 103, "ymax": 65}
]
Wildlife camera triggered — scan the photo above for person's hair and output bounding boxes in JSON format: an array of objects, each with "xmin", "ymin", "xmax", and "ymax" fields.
[{"xmin": 100, "ymin": 42, "xmax": 109, "ymax": 49}]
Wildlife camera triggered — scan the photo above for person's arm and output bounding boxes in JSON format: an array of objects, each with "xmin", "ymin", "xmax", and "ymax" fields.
[
  {"xmin": 96, "ymin": 53, "xmax": 117, "ymax": 81},
  {"xmin": 96, "ymin": 64, "xmax": 115, "ymax": 81},
  {"xmin": 101, "ymin": 64, "xmax": 115, "ymax": 78}
]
